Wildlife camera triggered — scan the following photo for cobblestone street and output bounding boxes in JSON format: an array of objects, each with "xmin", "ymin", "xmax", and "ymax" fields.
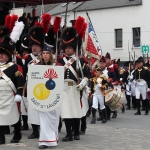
[{"xmin": 1, "ymin": 109, "xmax": 150, "ymax": 150}]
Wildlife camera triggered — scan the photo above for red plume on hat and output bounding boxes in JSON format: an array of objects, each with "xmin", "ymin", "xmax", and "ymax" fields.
[
  {"xmin": 74, "ymin": 16, "xmax": 85, "ymax": 36},
  {"xmin": 9, "ymin": 15, "xmax": 18, "ymax": 33},
  {"xmin": 34, "ymin": 22, "xmax": 43, "ymax": 27},
  {"xmin": 79, "ymin": 22, "xmax": 87, "ymax": 39},
  {"xmin": 41, "ymin": 13, "xmax": 52, "ymax": 34},
  {"xmin": 4, "ymin": 15, "xmax": 11, "ymax": 28},
  {"xmin": 53, "ymin": 16, "xmax": 62, "ymax": 34}
]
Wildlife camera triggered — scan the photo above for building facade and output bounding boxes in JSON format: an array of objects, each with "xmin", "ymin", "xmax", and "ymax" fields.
[{"xmin": 48, "ymin": 0, "xmax": 150, "ymax": 61}]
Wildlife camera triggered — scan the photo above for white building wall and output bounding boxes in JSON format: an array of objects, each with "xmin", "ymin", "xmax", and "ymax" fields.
[
  {"xmin": 10, "ymin": 8, "xmax": 23, "ymax": 17},
  {"xmin": 51, "ymin": 0, "xmax": 150, "ymax": 61}
]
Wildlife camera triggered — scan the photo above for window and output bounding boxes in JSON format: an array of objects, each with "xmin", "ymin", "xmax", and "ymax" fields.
[
  {"xmin": 133, "ymin": 27, "xmax": 140, "ymax": 47},
  {"xmin": 115, "ymin": 29, "xmax": 122, "ymax": 48}
]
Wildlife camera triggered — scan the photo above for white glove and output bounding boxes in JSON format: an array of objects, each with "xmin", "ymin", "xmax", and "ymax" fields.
[
  {"xmin": 147, "ymin": 88, "xmax": 150, "ymax": 92},
  {"xmin": 128, "ymin": 75, "xmax": 133, "ymax": 80},
  {"xmin": 14, "ymin": 94, "xmax": 22, "ymax": 102},
  {"xmin": 76, "ymin": 77, "xmax": 88, "ymax": 91}
]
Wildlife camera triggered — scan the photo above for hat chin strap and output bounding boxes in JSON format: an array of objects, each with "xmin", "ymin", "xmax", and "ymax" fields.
[{"xmin": 44, "ymin": 41, "xmax": 53, "ymax": 48}]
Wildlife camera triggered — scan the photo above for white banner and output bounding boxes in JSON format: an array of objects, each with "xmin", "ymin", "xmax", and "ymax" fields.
[{"xmin": 27, "ymin": 65, "xmax": 64, "ymax": 112}]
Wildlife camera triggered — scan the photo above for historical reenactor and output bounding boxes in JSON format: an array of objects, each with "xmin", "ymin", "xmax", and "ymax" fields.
[
  {"xmin": 24, "ymin": 26, "xmax": 45, "ymax": 139},
  {"xmin": 58, "ymin": 19, "xmax": 89, "ymax": 141},
  {"xmin": 105, "ymin": 53, "xmax": 118, "ymax": 119},
  {"xmin": 90, "ymin": 67, "xmax": 108, "ymax": 124},
  {"xmin": 130, "ymin": 56, "xmax": 150, "ymax": 115},
  {"xmin": 0, "ymin": 35, "xmax": 25, "ymax": 144},
  {"xmin": 36, "ymin": 44, "xmax": 60, "ymax": 149},
  {"xmin": 122, "ymin": 61, "xmax": 132, "ymax": 110}
]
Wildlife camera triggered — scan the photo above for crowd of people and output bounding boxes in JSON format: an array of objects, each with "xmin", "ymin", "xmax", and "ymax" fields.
[{"xmin": 0, "ymin": 12, "xmax": 149, "ymax": 150}]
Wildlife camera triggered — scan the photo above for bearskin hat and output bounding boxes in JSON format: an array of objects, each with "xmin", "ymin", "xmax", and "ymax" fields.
[
  {"xmin": 61, "ymin": 27, "xmax": 82, "ymax": 51},
  {"xmin": 28, "ymin": 26, "xmax": 45, "ymax": 48},
  {"xmin": 100, "ymin": 56, "xmax": 106, "ymax": 63},
  {"xmin": 45, "ymin": 27, "xmax": 55, "ymax": 47},
  {"xmin": 0, "ymin": 36, "xmax": 15, "ymax": 58},
  {"xmin": 105, "ymin": 52, "xmax": 111, "ymax": 60},
  {"xmin": 20, "ymin": 34, "xmax": 31, "ymax": 54},
  {"xmin": 135, "ymin": 56, "xmax": 144, "ymax": 64},
  {"xmin": 0, "ymin": 26, "xmax": 10, "ymax": 38}
]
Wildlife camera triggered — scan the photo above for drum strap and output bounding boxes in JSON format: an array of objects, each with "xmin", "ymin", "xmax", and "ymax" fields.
[{"xmin": 0, "ymin": 62, "xmax": 17, "ymax": 93}]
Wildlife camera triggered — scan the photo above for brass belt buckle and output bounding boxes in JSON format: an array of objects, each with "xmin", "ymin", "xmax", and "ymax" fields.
[{"xmin": 68, "ymin": 82, "xmax": 73, "ymax": 86}]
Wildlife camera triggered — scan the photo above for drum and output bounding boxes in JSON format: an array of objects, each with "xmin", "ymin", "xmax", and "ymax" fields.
[{"xmin": 105, "ymin": 89, "xmax": 122, "ymax": 111}]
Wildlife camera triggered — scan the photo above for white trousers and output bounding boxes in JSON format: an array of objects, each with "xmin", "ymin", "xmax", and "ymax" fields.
[
  {"xmin": 92, "ymin": 94, "xmax": 105, "ymax": 110},
  {"xmin": 126, "ymin": 84, "xmax": 131, "ymax": 96},
  {"xmin": 135, "ymin": 85, "xmax": 147, "ymax": 100}
]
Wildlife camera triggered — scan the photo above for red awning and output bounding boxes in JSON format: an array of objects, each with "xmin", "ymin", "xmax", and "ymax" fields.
[{"xmin": 0, "ymin": 0, "xmax": 90, "ymax": 5}]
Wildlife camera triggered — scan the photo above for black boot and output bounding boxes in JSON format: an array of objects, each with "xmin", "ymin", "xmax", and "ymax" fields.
[
  {"xmin": 21, "ymin": 115, "xmax": 29, "ymax": 130},
  {"xmin": 101, "ymin": 109, "xmax": 107, "ymax": 123},
  {"xmin": 126, "ymin": 95, "xmax": 131, "ymax": 110},
  {"xmin": 0, "ymin": 126, "xmax": 5, "ymax": 144},
  {"xmin": 134, "ymin": 99, "xmax": 141, "ymax": 115},
  {"xmin": 145, "ymin": 99, "xmax": 149, "ymax": 115},
  {"xmin": 90, "ymin": 108, "xmax": 96, "ymax": 124},
  {"xmin": 11, "ymin": 119, "xmax": 22, "ymax": 143},
  {"xmin": 62, "ymin": 119, "xmax": 73, "ymax": 142},
  {"xmin": 106, "ymin": 106, "xmax": 111, "ymax": 120},
  {"xmin": 97, "ymin": 107, "xmax": 103, "ymax": 121},
  {"xmin": 132, "ymin": 96, "xmax": 136, "ymax": 109},
  {"xmin": 4, "ymin": 126, "xmax": 10, "ymax": 134},
  {"xmin": 112, "ymin": 111, "xmax": 117, "ymax": 118},
  {"xmin": 141, "ymin": 100, "xmax": 145, "ymax": 111},
  {"xmin": 28, "ymin": 124, "xmax": 39, "ymax": 139},
  {"xmin": 122, "ymin": 104, "xmax": 125, "ymax": 113}
]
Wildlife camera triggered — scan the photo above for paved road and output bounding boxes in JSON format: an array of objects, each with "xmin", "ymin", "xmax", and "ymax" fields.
[{"xmin": 1, "ymin": 109, "xmax": 150, "ymax": 150}]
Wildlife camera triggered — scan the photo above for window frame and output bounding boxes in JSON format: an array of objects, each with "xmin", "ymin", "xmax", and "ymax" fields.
[{"xmin": 115, "ymin": 29, "xmax": 123, "ymax": 48}]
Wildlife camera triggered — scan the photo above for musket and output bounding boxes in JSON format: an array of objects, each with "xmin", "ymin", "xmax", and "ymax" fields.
[
  {"xmin": 128, "ymin": 40, "xmax": 131, "ymax": 75},
  {"xmin": 22, "ymin": 83, "xmax": 27, "ymax": 113}
]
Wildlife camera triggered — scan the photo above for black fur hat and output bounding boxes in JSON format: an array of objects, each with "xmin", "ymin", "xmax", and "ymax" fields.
[
  {"xmin": 45, "ymin": 27, "xmax": 55, "ymax": 47},
  {"xmin": 105, "ymin": 52, "xmax": 111, "ymax": 60},
  {"xmin": 61, "ymin": 27, "xmax": 82, "ymax": 51},
  {"xmin": 0, "ymin": 26, "xmax": 10, "ymax": 38},
  {"xmin": 135, "ymin": 56, "xmax": 144, "ymax": 63},
  {"xmin": 28, "ymin": 26, "xmax": 45, "ymax": 48},
  {"xmin": 0, "ymin": 36, "xmax": 15, "ymax": 58},
  {"xmin": 100, "ymin": 56, "xmax": 106, "ymax": 63},
  {"xmin": 20, "ymin": 34, "xmax": 31, "ymax": 53}
]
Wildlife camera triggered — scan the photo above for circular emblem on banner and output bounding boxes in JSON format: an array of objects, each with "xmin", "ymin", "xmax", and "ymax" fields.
[{"xmin": 33, "ymin": 84, "xmax": 50, "ymax": 100}]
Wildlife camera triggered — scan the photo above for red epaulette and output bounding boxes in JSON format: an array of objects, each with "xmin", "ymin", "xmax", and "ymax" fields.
[
  {"xmin": 114, "ymin": 64, "xmax": 118, "ymax": 69},
  {"xmin": 23, "ymin": 54, "xmax": 29, "ymax": 60},
  {"xmin": 57, "ymin": 55, "xmax": 63, "ymax": 61},
  {"xmin": 17, "ymin": 64, "xmax": 23, "ymax": 73},
  {"xmin": 16, "ymin": 55, "xmax": 22, "ymax": 60},
  {"xmin": 125, "ymin": 70, "xmax": 128, "ymax": 72},
  {"xmin": 109, "ymin": 67, "xmax": 114, "ymax": 72}
]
